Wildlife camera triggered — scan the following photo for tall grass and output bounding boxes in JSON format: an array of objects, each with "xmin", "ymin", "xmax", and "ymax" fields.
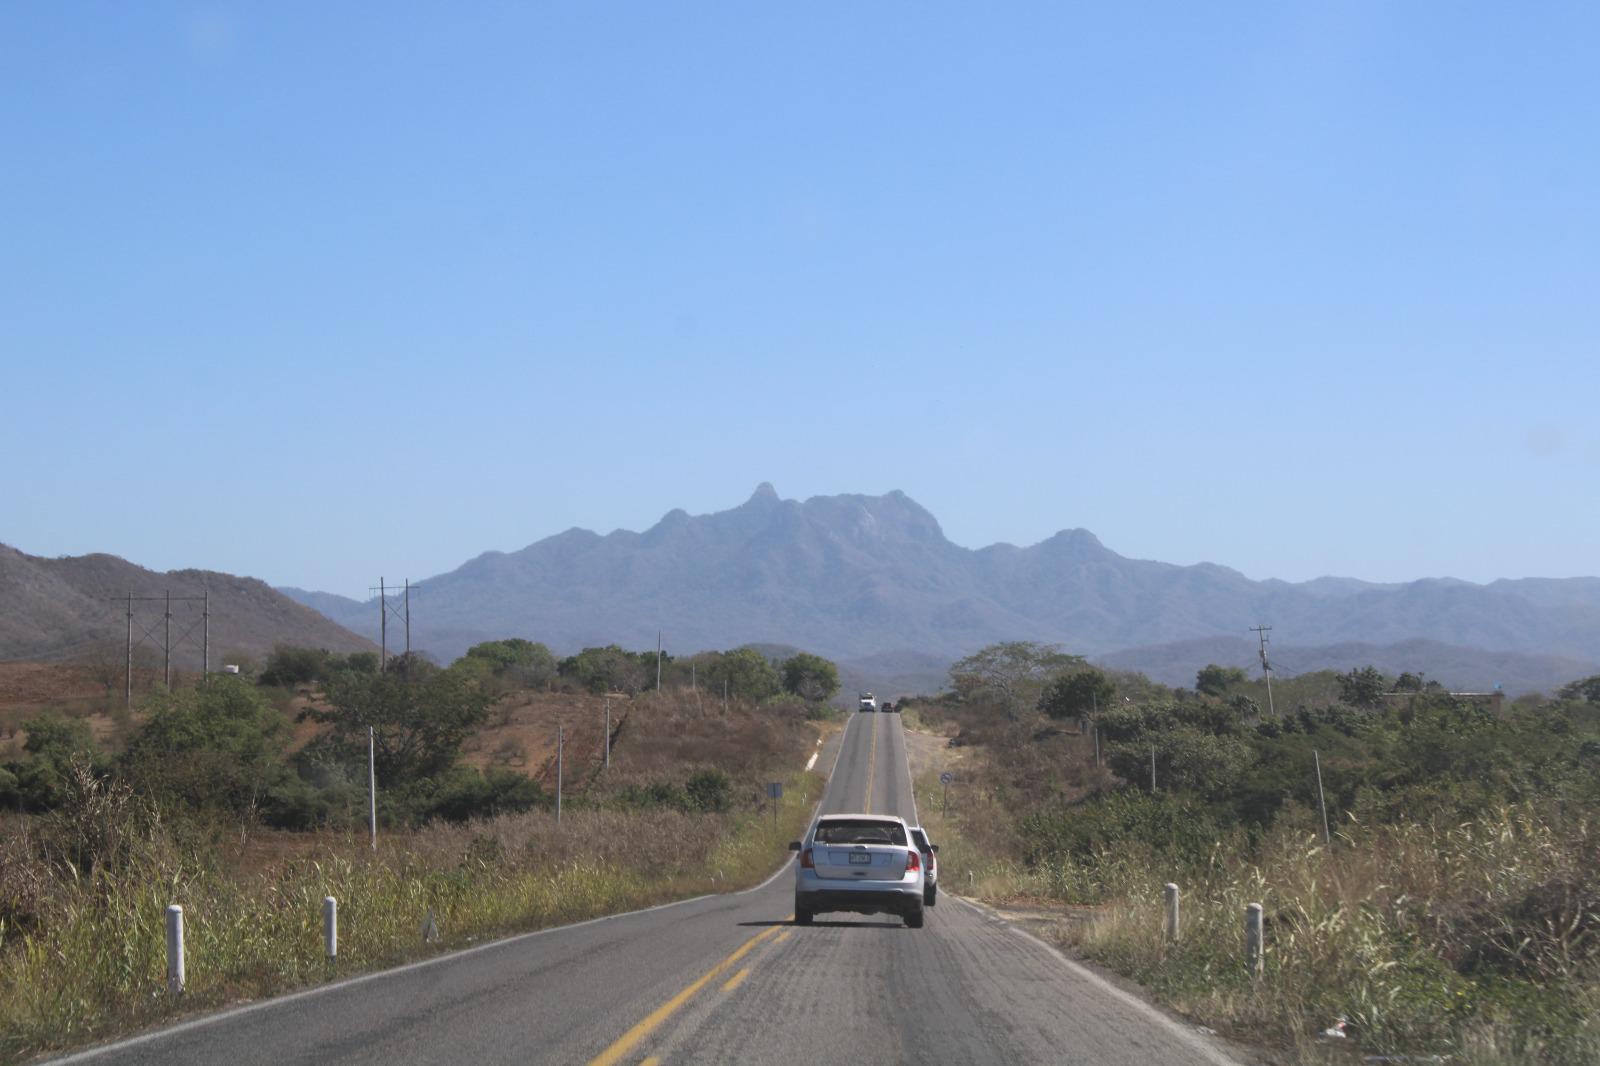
[
  {"xmin": 919, "ymin": 767, "xmax": 1599, "ymax": 1065},
  {"xmin": 0, "ymin": 765, "xmax": 823, "ymax": 1064}
]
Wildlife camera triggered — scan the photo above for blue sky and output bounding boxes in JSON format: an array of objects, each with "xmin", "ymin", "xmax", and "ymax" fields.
[{"xmin": 3, "ymin": 3, "xmax": 1597, "ymax": 598}]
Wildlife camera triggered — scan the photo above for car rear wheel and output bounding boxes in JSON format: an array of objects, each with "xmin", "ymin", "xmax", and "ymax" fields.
[
  {"xmin": 904, "ymin": 903, "xmax": 925, "ymax": 929},
  {"xmin": 794, "ymin": 904, "xmax": 813, "ymax": 925},
  {"xmin": 924, "ymin": 884, "xmax": 937, "ymax": 907}
]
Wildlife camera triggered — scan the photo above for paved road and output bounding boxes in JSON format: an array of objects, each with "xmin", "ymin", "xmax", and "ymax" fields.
[{"xmin": 53, "ymin": 713, "xmax": 1241, "ymax": 1066}]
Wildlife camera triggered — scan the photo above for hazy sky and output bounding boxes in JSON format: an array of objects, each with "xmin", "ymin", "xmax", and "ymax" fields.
[{"xmin": 4, "ymin": 3, "xmax": 1597, "ymax": 599}]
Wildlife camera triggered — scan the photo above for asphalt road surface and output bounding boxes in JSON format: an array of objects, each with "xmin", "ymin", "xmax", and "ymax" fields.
[{"xmin": 52, "ymin": 712, "xmax": 1242, "ymax": 1066}]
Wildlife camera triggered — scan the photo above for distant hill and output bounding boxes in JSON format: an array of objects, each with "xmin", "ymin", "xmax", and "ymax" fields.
[
  {"xmin": 1098, "ymin": 637, "xmax": 1597, "ymax": 696},
  {"xmin": 277, "ymin": 485, "xmax": 1600, "ymax": 694},
  {"xmin": 1, "ymin": 544, "xmax": 376, "ymax": 666}
]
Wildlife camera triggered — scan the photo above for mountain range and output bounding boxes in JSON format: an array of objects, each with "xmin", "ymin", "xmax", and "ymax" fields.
[
  {"xmin": 0, "ymin": 544, "xmax": 374, "ymax": 666},
  {"xmin": 279, "ymin": 485, "xmax": 1600, "ymax": 694}
]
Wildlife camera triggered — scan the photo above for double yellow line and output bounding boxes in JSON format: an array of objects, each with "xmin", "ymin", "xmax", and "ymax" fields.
[
  {"xmin": 586, "ymin": 917, "xmax": 792, "ymax": 1066},
  {"xmin": 591, "ymin": 716, "xmax": 884, "ymax": 1065},
  {"xmin": 863, "ymin": 710, "xmax": 879, "ymax": 813}
]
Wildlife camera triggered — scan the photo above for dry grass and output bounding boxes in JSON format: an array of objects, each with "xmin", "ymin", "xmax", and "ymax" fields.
[
  {"xmin": 1051, "ymin": 810, "xmax": 1600, "ymax": 1064},
  {"xmin": 920, "ymin": 751, "xmax": 1600, "ymax": 1064},
  {"xmin": 0, "ymin": 758, "xmax": 825, "ymax": 1065},
  {"xmin": 0, "ymin": 687, "xmax": 826, "ymax": 1064}
]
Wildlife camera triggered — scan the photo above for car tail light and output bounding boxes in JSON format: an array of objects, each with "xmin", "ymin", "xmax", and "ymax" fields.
[
  {"xmin": 905, "ymin": 849, "xmax": 920, "ymax": 871},
  {"xmin": 799, "ymin": 847, "xmax": 814, "ymax": 869}
]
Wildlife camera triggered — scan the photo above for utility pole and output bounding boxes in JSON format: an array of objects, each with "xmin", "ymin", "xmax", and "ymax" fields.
[
  {"xmin": 367, "ymin": 725, "xmax": 377, "ymax": 851},
  {"xmin": 125, "ymin": 593, "xmax": 134, "ymax": 708},
  {"xmin": 556, "ymin": 724, "xmax": 564, "ymax": 826},
  {"xmin": 115, "ymin": 591, "xmax": 206, "ymax": 701},
  {"xmin": 723, "ymin": 678, "xmax": 728, "ymax": 713},
  {"xmin": 1150, "ymin": 745, "xmax": 1157, "ymax": 792},
  {"xmin": 655, "ymin": 631, "xmax": 662, "ymax": 693},
  {"xmin": 603, "ymin": 697, "xmax": 611, "ymax": 769},
  {"xmin": 1314, "ymin": 749, "xmax": 1331, "ymax": 845},
  {"xmin": 372, "ymin": 578, "xmax": 417, "ymax": 672},
  {"xmin": 1250, "ymin": 624, "xmax": 1276, "ymax": 716},
  {"xmin": 201, "ymin": 589, "xmax": 209, "ymax": 684},
  {"xmin": 379, "ymin": 577, "xmax": 387, "ymax": 672},
  {"xmin": 1091, "ymin": 691, "xmax": 1100, "ymax": 766}
]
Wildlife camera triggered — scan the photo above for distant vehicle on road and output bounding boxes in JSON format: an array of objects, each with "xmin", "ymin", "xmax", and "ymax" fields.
[
  {"xmin": 880, "ymin": 700, "xmax": 898, "ymax": 713},
  {"xmin": 907, "ymin": 825, "xmax": 939, "ymax": 906},
  {"xmin": 791, "ymin": 814, "xmax": 926, "ymax": 928},
  {"xmin": 858, "ymin": 692, "xmax": 877, "ymax": 712}
]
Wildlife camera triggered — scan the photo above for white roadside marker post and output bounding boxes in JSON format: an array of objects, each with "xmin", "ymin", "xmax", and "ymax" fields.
[
  {"xmin": 1246, "ymin": 903, "xmax": 1264, "ymax": 978},
  {"xmin": 1164, "ymin": 883, "xmax": 1180, "ymax": 943},
  {"xmin": 324, "ymin": 896, "xmax": 338, "ymax": 960},
  {"xmin": 166, "ymin": 904, "xmax": 185, "ymax": 995}
]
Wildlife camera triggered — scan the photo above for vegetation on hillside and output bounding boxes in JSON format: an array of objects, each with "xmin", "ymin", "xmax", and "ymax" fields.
[{"xmin": 912, "ymin": 649, "xmax": 1600, "ymax": 1064}]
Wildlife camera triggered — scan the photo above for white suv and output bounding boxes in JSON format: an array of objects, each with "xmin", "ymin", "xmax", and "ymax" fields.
[
  {"xmin": 791, "ymin": 813, "xmax": 926, "ymax": 928},
  {"xmin": 907, "ymin": 825, "xmax": 939, "ymax": 906}
]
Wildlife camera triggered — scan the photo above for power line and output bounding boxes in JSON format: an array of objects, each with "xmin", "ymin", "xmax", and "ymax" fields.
[
  {"xmin": 368, "ymin": 578, "xmax": 418, "ymax": 672},
  {"xmin": 111, "ymin": 591, "xmax": 209, "ymax": 707}
]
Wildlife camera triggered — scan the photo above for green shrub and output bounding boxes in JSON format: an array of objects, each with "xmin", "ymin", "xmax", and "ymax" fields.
[
  {"xmin": 685, "ymin": 768, "xmax": 733, "ymax": 813},
  {"xmin": 121, "ymin": 677, "xmax": 291, "ymax": 814}
]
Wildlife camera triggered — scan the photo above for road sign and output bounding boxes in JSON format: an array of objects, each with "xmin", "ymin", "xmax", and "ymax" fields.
[
  {"xmin": 766, "ymin": 781, "xmax": 783, "ymax": 828},
  {"xmin": 939, "ymin": 772, "xmax": 953, "ymax": 785}
]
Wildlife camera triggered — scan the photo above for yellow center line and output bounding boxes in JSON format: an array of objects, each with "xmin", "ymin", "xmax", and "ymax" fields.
[
  {"xmin": 585, "ymin": 918, "xmax": 790, "ymax": 1066},
  {"xmin": 640, "ymin": 1059, "xmax": 661, "ymax": 1066},
  {"xmin": 864, "ymin": 712, "xmax": 879, "ymax": 812},
  {"xmin": 720, "ymin": 967, "xmax": 751, "ymax": 993},
  {"xmin": 773, "ymin": 930, "xmax": 792, "ymax": 945}
]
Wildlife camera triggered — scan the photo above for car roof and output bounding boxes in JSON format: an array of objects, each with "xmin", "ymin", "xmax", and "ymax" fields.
[{"xmin": 816, "ymin": 812, "xmax": 906, "ymax": 824}]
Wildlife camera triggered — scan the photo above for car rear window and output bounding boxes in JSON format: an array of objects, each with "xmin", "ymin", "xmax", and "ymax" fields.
[{"xmin": 814, "ymin": 819, "xmax": 907, "ymax": 845}]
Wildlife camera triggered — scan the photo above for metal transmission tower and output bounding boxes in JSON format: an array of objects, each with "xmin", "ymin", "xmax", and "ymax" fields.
[
  {"xmin": 370, "ymin": 578, "xmax": 417, "ymax": 672},
  {"xmin": 1249, "ymin": 624, "xmax": 1276, "ymax": 716},
  {"xmin": 115, "ymin": 590, "xmax": 211, "ymax": 707}
]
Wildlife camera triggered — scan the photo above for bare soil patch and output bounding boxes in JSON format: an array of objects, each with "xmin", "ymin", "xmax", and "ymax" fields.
[{"xmin": 0, "ymin": 661, "xmax": 102, "ymax": 706}]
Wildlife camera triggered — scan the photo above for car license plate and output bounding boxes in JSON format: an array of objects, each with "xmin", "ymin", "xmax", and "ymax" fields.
[{"xmin": 849, "ymin": 853, "xmax": 872, "ymax": 865}]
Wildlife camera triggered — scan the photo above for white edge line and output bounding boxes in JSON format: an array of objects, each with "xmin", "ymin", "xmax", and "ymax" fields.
[
  {"xmin": 948, "ymin": 895, "xmax": 1245, "ymax": 1066},
  {"xmin": 902, "ymin": 717, "xmax": 920, "ymax": 824},
  {"xmin": 46, "ymin": 715, "xmax": 858, "ymax": 1065}
]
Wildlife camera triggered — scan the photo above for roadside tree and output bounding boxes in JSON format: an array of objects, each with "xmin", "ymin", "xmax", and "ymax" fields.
[
  {"xmin": 121, "ymin": 676, "xmax": 291, "ymax": 812},
  {"xmin": 560, "ymin": 645, "xmax": 654, "ymax": 694},
  {"xmin": 1558, "ymin": 675, "xmax": 1600, "ymax": 704},
  {"xmin": 1039, "ymin": 669, "xmax": 1116, "ymax": 723},
  {"xmin": 305, "ymin": 665, "xmax": 491, "ymax": 783},
  {"xmin": 781, "ymin": 653, "xmax": 840, "ymax": 703},
  {"xmin": 1195, "ymin": 664, "xmax": 1248, "ymax": 697},
  {"xmin": 709, "ymin": 648, "xmax": 781, "ymax": 702},
  {"xmin": 950, "ymin": 641, "xmax": 1082, "ymax": 719},
  {"xmin": 1338, "ymin": 666, "xmax": 1390, "ymax": 709}
]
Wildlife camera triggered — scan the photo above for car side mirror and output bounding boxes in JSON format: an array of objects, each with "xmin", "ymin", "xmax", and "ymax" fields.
[
  {"xmin": 788, "ymin": 841, "xmax": 802, "ymax": 852},
  {"xmin": 930, "ymin": 844, "xmax": 939, "ymax": 852}
]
